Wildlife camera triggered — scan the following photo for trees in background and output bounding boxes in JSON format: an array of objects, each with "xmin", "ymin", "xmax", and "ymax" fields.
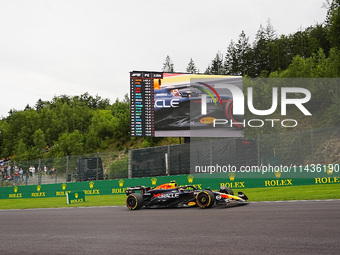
[
  {"xmin": 0, "ymin": 93, "xmax": 131, "ymax": 160},
  {"xmin": 325, "ymin": 0, "xmax": 340, "ymax": 49},
  {"xmin": 162, "ymin": 55, "xmax": 174, "ymax": 72},
  {"xmin": 205, "ymin": 52, "xmax": 224, "ymax": 75},
  {"xmin": 163, "ymin": 1, "xmax": 339, "ymax": 78},
  {"xmin": 206, "ymin": 5, "xmax": 337, "ymax": 78},
  {"xmin": 186, "ymin": 58, "xmax": 198, "ymax": 73}
]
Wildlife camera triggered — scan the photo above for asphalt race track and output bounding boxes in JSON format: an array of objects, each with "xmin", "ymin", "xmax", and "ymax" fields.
[{"xmin": 1, "ymin": 200, "xmax": 340, "ymax": 255}]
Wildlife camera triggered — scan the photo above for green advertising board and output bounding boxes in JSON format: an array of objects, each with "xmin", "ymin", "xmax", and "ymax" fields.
[
  {"xmin": 67, "ymin": 191, "xmax": 85, "ymax": 204},
  {"xmin": 0, "ymin": 166, "xmax": 339, "ymax": 200}
]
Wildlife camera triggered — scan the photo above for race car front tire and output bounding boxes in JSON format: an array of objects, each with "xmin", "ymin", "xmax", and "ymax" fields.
[
  {"xmin": 126, "ymin": 193, "xmax": 144, "ymax": 210},
  {"xmin": 196, "ymin": 190, "xmax": 215, "ymax": 209}
]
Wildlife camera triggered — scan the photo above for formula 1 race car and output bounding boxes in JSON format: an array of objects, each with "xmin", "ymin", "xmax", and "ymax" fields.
[
  {"xmin": 125, "ymin": 181, "xmax": 248, "ymax": 210},
  {"xmin": 154, "ymin": 81, "xmax": 244, "ymax": 130}
]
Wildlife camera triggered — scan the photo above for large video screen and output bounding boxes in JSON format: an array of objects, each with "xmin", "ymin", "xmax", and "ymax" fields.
[{"xmin": 130, "ymin": 71, "xmax": 243, "ymax": 137}]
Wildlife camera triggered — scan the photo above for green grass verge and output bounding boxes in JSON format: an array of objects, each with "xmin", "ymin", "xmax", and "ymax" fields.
[
  {"xmin": 0, "ymin": 184, "xmax": 339, "ymax": 210},
  {"xmin": 0, "ymin": 194, "xmax": 127, "ymax": 210}
]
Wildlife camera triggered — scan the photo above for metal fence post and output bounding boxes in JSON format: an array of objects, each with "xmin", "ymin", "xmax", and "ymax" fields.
[
  {"xmin": 209, "ymin": 139, "xmax": 213, "ymax": 167},
  {"xmin": 128, "ymin": 149, "xmax": 132, "ymax": 179},
  {"xmin": 165, "ymin": 153, "xmax": 169, "ymax": 176},
  {"xmin": 167, "ymin": 145, "xmax": 171, "ymax": 175},
  {"xmin": 96, "ymin": 152, "xmax": 99, "ymax": 181},
  {"xmin": 311, "ymin": 128, "xmax": 314, "ymax": 158},
  {"xmin": 257, "ymin": 134, "xmax": 261, "ymax": 166},
  {"xmin": 66, "ymin": 155, "xmax": 69, "ymax": 182},
  {"xmin": 13, "ymin": 160, "xmax": 17, "ymax": 185},
  {"xmin": 38, "ymin": 158, "xmax": 42, "ymax": 185}
]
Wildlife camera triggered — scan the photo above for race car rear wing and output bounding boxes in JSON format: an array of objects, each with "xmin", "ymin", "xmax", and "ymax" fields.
[{"xmin": 125, "ymin": 186, "xmax": 149, "ymax": 195}]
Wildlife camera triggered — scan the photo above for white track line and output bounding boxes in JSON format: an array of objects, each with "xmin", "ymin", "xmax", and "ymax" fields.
[
  {"xmin": 0, "ymin": 205, "xmax": 122, "ymax": 212},
  {"xmin": 2, "ymin": 199, "xmax": 340, "ymax": 211}
]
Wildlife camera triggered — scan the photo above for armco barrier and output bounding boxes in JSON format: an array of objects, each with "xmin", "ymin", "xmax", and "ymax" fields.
[{"xmin": 0, "ymin": 169, "xmax": 339, "ymax": 200}]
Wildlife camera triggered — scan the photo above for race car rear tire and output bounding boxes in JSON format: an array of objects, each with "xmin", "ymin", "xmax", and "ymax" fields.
[
  {"xmin": 196, "ymin": 190, "xmax": 215, "ymax": 209},
  {"xmin": 219, "ymin": 186, "xmax": 234, "ymax": 195},
  {"xmin": 126, "ymin": 193, "xmax": 144, "ymax": 210}
]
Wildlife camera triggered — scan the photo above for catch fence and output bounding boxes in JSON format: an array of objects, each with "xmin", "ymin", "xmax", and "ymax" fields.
[{"xmin": 1, "ymin": 126, "xmax": 339, "ymax": 187}]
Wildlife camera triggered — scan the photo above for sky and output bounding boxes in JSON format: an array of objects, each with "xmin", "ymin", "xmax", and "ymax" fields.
[{"xmin": 0, "ymin": 0, "xmax": 328, "ymax": 118}]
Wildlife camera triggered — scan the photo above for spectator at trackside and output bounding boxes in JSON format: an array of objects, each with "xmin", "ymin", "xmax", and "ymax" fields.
[
  {"xmin": 7, "ymin": 165, "xmax": 11, "ymax": 176},
  {"xmin": 31, "ymin": 166, "xmax": 35, "ymax": 178},
  {"xmin": 50, "ymin": 167, "xmax": 55, "ymax": 178},
  {"xmin": 19, "ymin": 168, "xmax": 23, "ymax": 182},
  {"xmin": 0, "ymin": 167, "xmax": 4, "ymax": 179},
  {"xmin": 15, "ymin": 165, "xmax": 19, "ymax": 180},
  {"xmin": 44, "ymin": 165, "xmax": 47, "ymax": 176},
  {"xmin": 14, "ymin": 171, "xmax": 19, "ymax": 183},
  {"xmin": 6, "ymin": 174, "xmax": 12, "ymax": 181}
]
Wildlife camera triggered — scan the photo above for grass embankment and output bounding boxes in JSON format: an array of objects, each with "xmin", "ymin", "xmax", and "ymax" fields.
[
  {"xmin": 0, "ymin": 195, "xmax": 127, "ymax": 210},
  {"xmin": 0, "ymin": 184, "xmax": 339, "ymax": 210}
]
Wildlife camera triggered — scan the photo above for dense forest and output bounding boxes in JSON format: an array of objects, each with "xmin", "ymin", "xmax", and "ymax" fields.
[
  {"xmin": 0, "ymin": 94, "xmax": 131, "ymax": 161},
  {"xmin": 1, "ymin": 0, "xmax": 339, "ymax": 162}
]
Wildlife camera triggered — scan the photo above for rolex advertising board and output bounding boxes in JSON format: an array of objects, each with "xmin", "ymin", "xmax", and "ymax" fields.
[{"xmin": 1, "ymin": 167, "xmax": 339, "ymax": 200}]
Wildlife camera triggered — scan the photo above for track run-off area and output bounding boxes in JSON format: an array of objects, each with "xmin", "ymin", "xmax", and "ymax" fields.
[{"xmin": 1, "ymin": 200, "xmax": 340, "ymax": 254}]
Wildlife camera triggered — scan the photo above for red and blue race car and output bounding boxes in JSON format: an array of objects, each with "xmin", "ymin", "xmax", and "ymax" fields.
[
  {"xmin": 125, "ymin": 181, "xmax": 248, "ymax": 210},
  {"xmin": 154, "ymin": 81, "xmax": 243, "ymax": 130}
]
